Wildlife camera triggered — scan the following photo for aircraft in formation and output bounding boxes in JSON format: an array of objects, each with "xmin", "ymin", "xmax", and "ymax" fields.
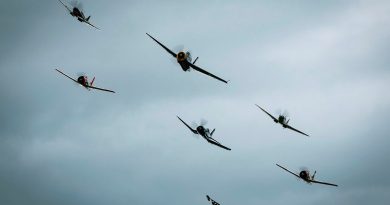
[
  {"xmin": 177, "ymin": 116, "xmax": 231, "ymax": 151},
  {"xmin": 206, "ymin": 195, "xmax": 220, "ymax": 205},
  {"xmin": 55, "ymin": 69, "xmax": 115, "ymax": 93},
  {"xmin": 276, "ymin": 164, "xmax": 338, "ymax": 187},
  {"xmin": 146, "ymin": 33, "xmax": 229, "ymax": 84},
  {"xmin": 255, "ymin": 104, "xmax": 309, "ymax": 137},
  {"xmin": 53, "ymin": 2, "xmax": 339, "ymax": 203},
  {"xmin": 58, "ymin": 0, "xmax": 100, "ymax": 30}
]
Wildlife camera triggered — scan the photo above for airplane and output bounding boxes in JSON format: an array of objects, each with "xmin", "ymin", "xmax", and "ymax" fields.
[
  {"xmin": 206, "ymin": 195, "xmax": 221, "ymax": 205},
  {"xmin": 255, "ymin": 104, "xmax": 309, "ymax": 137},
  {"xmin": 276, "ymin": 164, "xmax": 338, "ymax": 187},
  {"xmin": 146, "ymin": 33, "xmax": 229, "ymax": 84},
  {"xmin": 55, "ymin": 69, "xmax": 115, "ymax": 93},
  {"xmin": 177, "ymin": 116, "xmax": 231, "ymax": 151},
  {"xmin": 58, "ymin": 0, "xmax": 100, "ymax": 30}
]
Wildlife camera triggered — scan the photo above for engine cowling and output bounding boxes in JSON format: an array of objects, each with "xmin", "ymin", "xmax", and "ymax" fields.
[
  {"xmin": 299, "ymin": 171, "xmax": 309, "ymax": 180},
  {"xmin": 77, "ymin": 76, "xmax": 86, "ymax": 85},
  {"xmin": 177, "ymin": 51, "xmax": 186, "ymax": 62},
  {"xmin": 196, "ymin": 126, "xmax": 206, "ymax": 136}
]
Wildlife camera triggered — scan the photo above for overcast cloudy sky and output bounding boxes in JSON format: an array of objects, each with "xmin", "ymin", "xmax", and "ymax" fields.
[{"xmin": 1, "ymin": 0, "xmax": 390, "ymax": 204}]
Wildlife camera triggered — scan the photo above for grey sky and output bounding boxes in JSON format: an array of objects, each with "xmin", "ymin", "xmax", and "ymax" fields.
[{"xmin": 0, "ymin": 0, "xmax": 390, "ymax": 204}]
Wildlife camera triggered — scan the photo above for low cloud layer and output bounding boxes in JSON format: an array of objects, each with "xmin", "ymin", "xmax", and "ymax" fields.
[{"xmin": 0, "ymin": 0, "xmax": 389, "ymax": 204}]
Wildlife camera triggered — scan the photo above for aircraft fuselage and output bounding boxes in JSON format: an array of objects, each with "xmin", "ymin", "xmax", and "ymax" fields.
[
  {"xmin": 71, "ymin": 8, "xmax": 84, "ymax": 20},
  {"xmin": 299, "ymin": 170, "xmax": 315, "ymax": 183},
  {"xmin": 196, "ymin": 126, "xmax": 208, "ymax": 137},
  {"xmin": 278, "ymin": 115, "xmax": 286, "ymax": 123}
]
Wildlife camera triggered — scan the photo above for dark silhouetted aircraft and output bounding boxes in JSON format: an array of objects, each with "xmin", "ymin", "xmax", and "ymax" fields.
[
  {"xmin": 255, "ymin": 104, "xmax": 309, "ymax": 136},
  {"xmin": 58, "ymin": 0, "xmax": 100, "ymax": 30},
  {"xmin": 177, "ymin": 116, "xmax": 231, "ymax": 150},
  {"xmin": 276, "ymin": 164, "xmax": 338, "ymax": 187},
  {"xmin": 55, "ymin": 69, "xmax": 115, "ymax": 93},
  {"xmin": 206, "ymin": 195, "xmax": 221, "ymax": 205},
  {"xmin": 146, "ymin": 33, "xmax": 228, "ymax": 84}
]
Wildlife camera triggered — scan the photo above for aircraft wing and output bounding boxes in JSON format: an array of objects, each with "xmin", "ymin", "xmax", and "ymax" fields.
[
  {"xmin": 86, "ymin": 85, "xmax": 115, "ymax": 93},
  {"xmin": 188, "ymin": 63, "xmax": 228, "ymax": 84},
  {"xmin": 84, "ymin": 20, "xmax": 101, "ymax": 30},
  {"xmin": 177, "ymin": 116, "xmax": 198, "ymax": 134},
  {"xmin": 58, "ymin": 0, "xmax": 72, "ymax": 13},
  {"xmin": 207, "ymin": 138, "xmax": 231, "ymax": 151},
  {"xmin": 276, "ymin": 164, "xmax": 300, "ymax": 178},
  {"xmin": 309, "ymin": 179, "xmax": 338, "ymax": 187},
  {"xmin": 284, "ymin": 124, "xmax": 309, "ymax": 137},
  {"xmin": 146, "ymin": 33, "xmax": 177, "ymax": 58},
  {"xmin": 255, "ymin": 104, "xmax": 278, "ymax": 122},
  {"xmin": 55, "ymin": 69, "xmax": 79, "ymax": 84}
]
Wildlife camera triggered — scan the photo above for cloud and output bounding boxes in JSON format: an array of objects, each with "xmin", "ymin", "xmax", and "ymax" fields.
[{"xmin": 0, "ymin": 0, "xmax": 390, "ymax": 205}]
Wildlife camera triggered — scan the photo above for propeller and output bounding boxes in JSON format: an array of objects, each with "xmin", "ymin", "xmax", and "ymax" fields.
[
  {"xmin": 74, "ymin": 72, "xmax": 86, "ymax": 86},
  {"xmin": 173, "ymin": 45, "xmax": 184, "ymax": 53},
  {"xmin": 276, "ymin": 109, "xmax": 289, "ymax": 118},
  {"xmin": 190, "ymin": 122, "xmax": 200, "ymax": 139},
  {"xmin": 169, "ymin": 45, "xmax": 193, "ymax": 71},
  {"xmin": 169, "ymin": 45, "xmax": 183, "ymax": 65},
  {"xmin": 200, "ymin": 118, "xmax": 208, "ymax": 126},
  {"xmin": 76, "ymin": 72, "xmax": 86, "ymax": 77},
  {"xmin": 70, "ymin": 0, "xmax": 83, "ymax": 10},
  {"xmin": 300, "ymin": 166, "xmax": 309, "ymax": 172}
]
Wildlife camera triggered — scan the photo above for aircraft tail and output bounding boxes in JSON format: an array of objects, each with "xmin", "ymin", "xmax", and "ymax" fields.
[
  {"xmin": 210, "ymin": 129, "xmax": 215, "ymax": 136},
  {"xmin": 86, "ymin": 16, "xmax": 91, "ymax": 21},
  {"xmin": 90, "ymin": 77, "xmax": 95, "ymax": 86},
  {"xmin": 193, "ymin": 57, "xmax": 199, "ymax": 64}
]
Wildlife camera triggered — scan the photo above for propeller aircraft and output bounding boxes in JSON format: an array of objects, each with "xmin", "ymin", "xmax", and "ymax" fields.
[
  {"xmin": 146, "ymin": 33, "xmax": 228, "ymax": 84},
  {"xmin": 276, "ymin": 164, "xmax": 338, "ymax": 187},
  {"xmin": 58, "ymin": 0, "xmax": 100, "ymax": 30},
  {"xmin": 177, "ymin": 116, "xmax": 231, "ymax": 151},
  {"xmin": 55, "ymin": 69, "xmax": 115, "ymax": 93},
  {"xmin": 255, "ymin": 104, "xmax": 309, "ymax": 137},
  {"xmin": 206, "ymin": 195, "xmax": 221, "ymax": 205}
]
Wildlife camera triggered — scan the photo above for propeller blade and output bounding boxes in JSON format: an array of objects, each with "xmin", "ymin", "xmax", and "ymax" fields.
[
  {"xmin": 191, "ymin": 122, "xmax": 198, "ymax": 128},
  {"xmin": 76, "ymin": 72, "xmax": 86, "ymax": 77},
  {"xmin": 70, "ymin": 0, "xmax": 83, "ymax": 10},
  {"xmin": 173, "ymin": 45, "xmax": 184, "ymax": 53},
  {"xmin": 200, "ymin": 118, "xmax": 208, "ymax": 126},
  {"xmin": 300, "ymin": 166, "xmax": 309, "ymax": 172}
]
